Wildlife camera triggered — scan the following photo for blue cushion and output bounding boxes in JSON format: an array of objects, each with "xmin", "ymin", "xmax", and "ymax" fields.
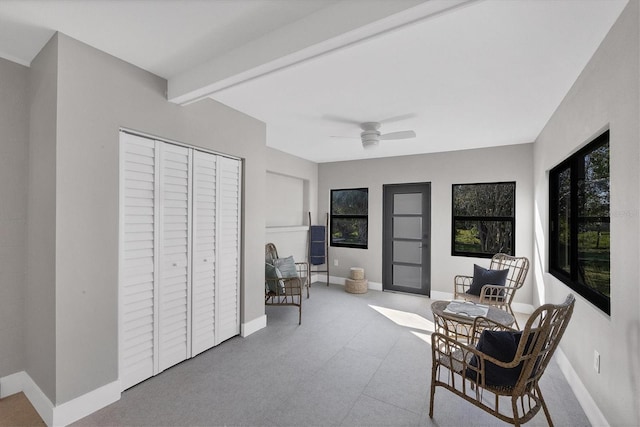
[
  {"xmin": 265, "ymin": 262, "xmax": 284, "ymax": 294},
  {"xmin": 466, "ymin": 330, "xmax": 524, "ymax": 387},
  {"xmin": 466, "ymin": 264, "xmax": 509, "ymax": 296},
  {"xmin": 274, "ymin": 256, "xmax": 299, "ymax": 278}
]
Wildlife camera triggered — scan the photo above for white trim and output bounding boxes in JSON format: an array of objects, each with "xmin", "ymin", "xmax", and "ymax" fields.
[
  {"xmin": 15, "ymin": 372, "xmax": 53, "ymax": 426},
  {"xmin": 326, "ymin": 275, "xmax": 383, "ymax": 292},
  {"xmin": 430, "ymin": 290, "xmax": 452, "ymax": 301},
  {"xmin": 0, "ymin": 371, "xmax": 26, "ymax": 398},
  {"xmin": 0, "ymin": 371, "xmax": 122, "ymax": 427},
  {"xmin": 312, "ymin": 278, "xmax": 536, "ymax": 312},
  {"xmin": 266, "ymin": 225, "xmax": 309, "ymax": 233},
  {"xmin": 119, "ymin": 128, "xmax": 240, "ymax": 161},
  {"xmin": 241, "ymin": 314, "xmax": 267, "ymax": 337},
  {"xmin": 511, "ymin": 301, "xmax": 534, "ymax": 314},
  {"xmin": 52, "ymin": 381, "xmax": 121, "ymax": 427},
  {"xmin": 555, "ymin": 348, "xmax": 609, "ymax": 427}
]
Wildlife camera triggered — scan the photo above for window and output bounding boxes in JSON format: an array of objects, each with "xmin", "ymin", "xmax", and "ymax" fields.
[
  {"xmin": 452, "ymin": 182, "xmax": 516, "ymax": 258},
  {"xmin": 550, "ymin": 130, "xmax": 610, "ymax": 314},
  {"xmin": 331, "ymin": 188, "xmax": 368, "ymax": 249}
]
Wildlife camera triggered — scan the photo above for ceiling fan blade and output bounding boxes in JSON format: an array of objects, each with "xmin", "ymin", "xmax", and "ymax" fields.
[
  {"xmin": 380, "ymin": 130, "xmax": 416, "ymax": 140},
  {"xmin": 379, "ymin": 113, "xmax": 417, "ymax": 124},
  {"xmin": 322, "ymin": 114, "xmax": 362, "ymax": 125}
]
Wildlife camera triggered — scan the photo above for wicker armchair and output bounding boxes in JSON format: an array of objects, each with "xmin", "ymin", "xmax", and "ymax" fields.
[
  {"xmin": 454, "ymin": 253, "xmax": 529, "ymax": 328},
  {"xmin": 265, "ymin": 243, "xmax": 309, "ymax": 325},
  {"xmin": 429, "ymin": 294, "xmax": 575, "ymax": 427}
]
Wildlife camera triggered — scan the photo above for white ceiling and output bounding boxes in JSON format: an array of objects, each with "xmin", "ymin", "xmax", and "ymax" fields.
[{"xmin": 0, "ymin": 0, "xmax": 628, "ymax": 163}]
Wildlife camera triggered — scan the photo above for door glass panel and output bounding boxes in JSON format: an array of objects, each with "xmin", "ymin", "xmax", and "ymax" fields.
[
  {"xmin": 393, "ymin": 241, "xmax": 421, "ymax": 264},
  {"xmin": 393, "ymin": 265, "xmax": 422, "ymax": 289},
  {"xmin": 394, "ymin": 193, "xmax": 422, "ymax": 214},
  {"xmin": 393, "ymin": 217, "xmax": 421, "ymax": 239}
]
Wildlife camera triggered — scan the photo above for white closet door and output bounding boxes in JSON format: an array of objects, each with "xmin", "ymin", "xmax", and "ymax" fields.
[
  {"xmin": 191, "ymin": 151, "xmax": 217, "ymax": 355},
  {"xmin": 216, "ymin": 156, "xmax": 241, "ymax": 344},
  {"xmin": 120, "ymin": 133, "xmax": 159, "ymax": 390},
  {"xmin": 158, "ymin": 143, "xmax": 192, "ymax": 372}
]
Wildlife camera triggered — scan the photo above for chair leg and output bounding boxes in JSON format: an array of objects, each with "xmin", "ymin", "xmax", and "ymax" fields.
[
  {"xmin": 429, "ymin": 364, "xmax": 437, "ymax": 418},
  {"xmin": 511, "ymin": 397, "xmax": 522, "ymax": 427},
  {"xmin": 536, "ymin": 385, "xmax": 554, "ymax": 427},
  {"xmin": 298, "ymin": 300, "xmax": 302, "ymax": 325},
  {"xmin": 507, "ymin": 304, "xmax": 520, "ymax": 329}
]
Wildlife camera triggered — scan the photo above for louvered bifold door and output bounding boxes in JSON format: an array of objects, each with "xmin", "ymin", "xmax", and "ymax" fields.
[
  {"xmin": 158, "ymin": 143, "xmax": 192, "ymax": 372},
  {"xmin": 191, "ymin": 151, "xmax": 217, "ymax": 355},
  {"xmin": 216, "ymin": 156, "xmax": 241, "ymax": 344},
  {"xmin": 120, "ymin": 133, "xmax": 159, "ymax": 391}
]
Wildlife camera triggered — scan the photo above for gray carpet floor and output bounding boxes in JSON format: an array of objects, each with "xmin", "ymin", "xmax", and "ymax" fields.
[{"xmin": 74, "ymin": 283, "xmax": 590, "ymax": 426}]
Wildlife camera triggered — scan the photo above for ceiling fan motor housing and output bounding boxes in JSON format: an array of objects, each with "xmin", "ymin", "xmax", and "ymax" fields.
[
  {"xmin": 360, "ymin": 122, "xmax": 381, "ymax": 149},
  {"xmin": 361, "ymin": 130, "xmax": 381, "ymax": 148}
]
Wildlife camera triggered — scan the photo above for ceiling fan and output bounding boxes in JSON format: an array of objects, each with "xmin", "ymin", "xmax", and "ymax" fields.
[{"xmin": 333, "ymin": 122, "xmax": 417, "ymax": 149}]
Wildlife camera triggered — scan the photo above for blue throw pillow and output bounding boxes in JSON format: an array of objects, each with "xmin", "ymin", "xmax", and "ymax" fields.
[
  {"xmin": 274, "ymin": 256, "xmax": 299, "ymax": 278},
  {"xmin": 265, "ymin": 262, "xmax": 284, "ymax": 294},
  {"xmin": 466, "ymin": 330, "xmax": 524, "ymax": 387},
  {"xmin": 466, "ymin": 264, "xmax": 509, "ymax": 296}
]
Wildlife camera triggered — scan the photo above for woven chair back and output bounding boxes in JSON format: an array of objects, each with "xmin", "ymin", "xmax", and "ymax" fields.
[
  {"xmin": 513, "ymin": 294, "xmax": 575, "ymax": 394},
  {"xmin": 489, "ymin": 253, "xmax": 530, "ymax": 291}
]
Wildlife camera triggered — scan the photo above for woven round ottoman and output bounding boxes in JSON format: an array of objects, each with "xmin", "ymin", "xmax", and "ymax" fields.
[{"xmin": 345, "ymin": 267, "xmax": 368, "ymax": 294}]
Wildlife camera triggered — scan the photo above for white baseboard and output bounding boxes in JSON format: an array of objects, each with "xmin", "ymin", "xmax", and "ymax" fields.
[
  {"xmin": 1, "ymin": 371, "xmax": 121, "ymax": 426},
  {"xmin": 242, "ymin": 314, "xmax": 266, "ymax": 337},
  {"xmin": 555, "ymin": 348, "xmax": 609, "ymax": 427},
  {"xmin": 326, "ymin": 275, "xmax": 383, "ymax": 291},
  {"xmin": 0, "ymin": 371, "xmax": 26, "ymax": 398},
  {"xmin": 430, "ymin": 290, "xmax": 452, "ymax": 300},
  {"xmin": 53, "ymin": 380, "xmax": 120, "ymax": 426},
  {"xmin": 512, "ymin": 301, "xmax": 534, "ymax": 314},
  {"xmin": 2, "ymin": 371, "xmax": 54, "ymax": 426}
]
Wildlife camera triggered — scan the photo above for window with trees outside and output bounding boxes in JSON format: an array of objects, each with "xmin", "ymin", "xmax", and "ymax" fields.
[
  {"xmin": 550, "ymin": 130, "xmax": 610, "ymax": 314},
  {"xmin": 331, "ymin": 188, "xmax": 368, "ymax": 249},
  {"xmin": 452, "ymin": 182, "xmax": 515, "ymax": 258}
]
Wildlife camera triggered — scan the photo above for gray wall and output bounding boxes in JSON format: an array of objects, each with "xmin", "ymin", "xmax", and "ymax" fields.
[
  {"xmin": 26, "ymin": 33, "xmax": 267, "ymax": 404},
  {"xmin": 0, "ymin": 58, "xmax": 28, "ymax": 378},
  {"xmin": 26, "ymin": 35, "xmax": 59, "ymax": 401},
  {"xmin": 318, "ymin": 143, "xmax": 534, "ymax": 304},
  {"xmin": 533, "ymin": 1, "xmax": 639, "ymax": 425},
  {"xmin": 266, "ymin": 147, "xmax": 319, "ymax": 226}
]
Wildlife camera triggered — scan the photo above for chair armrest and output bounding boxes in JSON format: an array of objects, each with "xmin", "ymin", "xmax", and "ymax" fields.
[
  {"xmin": 454, "ymin": 275, "xmax": 473, "ymax": 298},
  {"xmin": 431, "ymin": 331, "xmax": 525, "ymax": 390},
  {"xmin": 265, "ymin": 276, "xmax": 302, "ymax": 296}
]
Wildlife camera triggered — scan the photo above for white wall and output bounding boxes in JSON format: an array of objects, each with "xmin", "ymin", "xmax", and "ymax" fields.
[
  {"xmin": 318, "ymin": 143, "xmax": 534, "ymax": 304},
  {"xmin": 23, "ymin": 32, "xmax": 268, "ymax": 406},
  {"xmin": 533, "ymin": 1, "xmax": 639, "ymax": 425},
  {"xmin": 0, "ymin": 58, "xmax": 28, "ymax": 378},
  {"xmin": 265, "ymin": 147, "xmax": 318, "ymax": 263}
]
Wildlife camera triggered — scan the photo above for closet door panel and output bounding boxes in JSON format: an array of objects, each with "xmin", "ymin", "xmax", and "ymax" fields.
[
  {"xmin": 191, "ymin": 151, "xmax": 217, "ymax": 355},
  {"xmin": 158, "ymin": 143, "xmax": 192, "ymax": 372},
  {"xmin": 216, "ymin": 157, "xmax": 241, "ymax": 344},
  {"xmin": 120, "ymin": 133, "xmax": 158, "ymax": 390}
]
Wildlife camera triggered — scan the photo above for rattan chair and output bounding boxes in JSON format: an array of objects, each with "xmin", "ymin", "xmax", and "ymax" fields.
[
  {"xmin": 265, "ymin": 243, "xmax": 309, "ymax": 325},
  {"xmin": 429, "ymin": 294, "xmax": 575, "ymax": 427},
  {"xmin": 454, "ymin": 253, "xmax": 529, "ymax": 328}
]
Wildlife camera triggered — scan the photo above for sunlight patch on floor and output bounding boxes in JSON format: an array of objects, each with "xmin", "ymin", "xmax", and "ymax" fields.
[{"xmin": 368, "ymin": 304, "xmax": 435, "ymax": 334}]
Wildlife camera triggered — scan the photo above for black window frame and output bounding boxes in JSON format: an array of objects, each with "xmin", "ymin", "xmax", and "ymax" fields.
[
  {"xmin": 330, "ymin": 188, "xmax": 368, "ymax": 249},
  {"xmin": 549, "ymin": 130, "xmax": 610, "ymax": 315},
  {"xmin": 451, "ymin": 181, "xmax": 516, "ymax": 258}
]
